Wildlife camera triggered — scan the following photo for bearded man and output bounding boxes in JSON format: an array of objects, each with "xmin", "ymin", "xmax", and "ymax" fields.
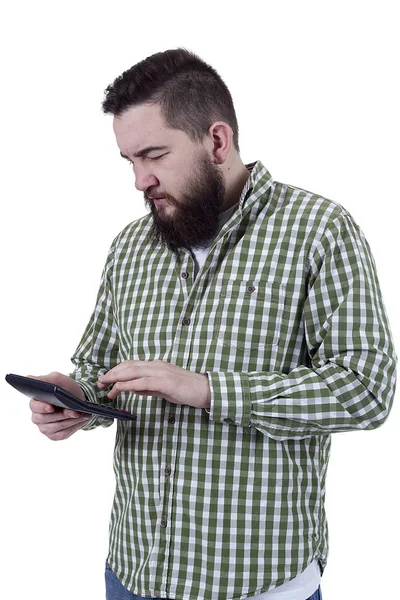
[{"xmin": 29, "ymin": 48, "xmax": 397, "ymax": 600}]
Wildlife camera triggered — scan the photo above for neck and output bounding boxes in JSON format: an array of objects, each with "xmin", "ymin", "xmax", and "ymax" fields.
[{"xmin": 219, "ymin": 160, "xmax": 251, "ymax": 213}]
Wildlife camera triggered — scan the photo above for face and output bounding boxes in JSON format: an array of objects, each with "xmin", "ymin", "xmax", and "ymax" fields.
[{"xmin": 113, "ymin": 103, "xmax": 226, "ymax": 252}]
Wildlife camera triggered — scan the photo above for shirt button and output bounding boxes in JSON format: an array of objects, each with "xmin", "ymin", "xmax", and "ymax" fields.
[
  {"xmin": 182, "ymin": 317, "xmax": 190, "ymax": 326},
  {"xmin": 167, "ymin": 416, "xmax": 175, "ymax": 424},
  {"xmin": 160, "ymin": 520, "xmax": 168, "ymax": 528},
  {"xmin": 247, "ymin": 285, "xmax": 256, "ymax": 293},
  {"xmin": 181, "ymin": 272, "xmax": 189, "ymax": 279},
  {"xmin": 164, "ymin": 467, "xmax": 172, "ymax": 476}
]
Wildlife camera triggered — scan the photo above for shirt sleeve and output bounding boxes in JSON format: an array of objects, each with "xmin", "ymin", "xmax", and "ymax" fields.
[
  {"xmin": 206, "ymin": 211, "xmax": 397, "ymax": 440},
  {"xmin": 68, "ymin": 240, "xmax": 119, "ymax": 430}
]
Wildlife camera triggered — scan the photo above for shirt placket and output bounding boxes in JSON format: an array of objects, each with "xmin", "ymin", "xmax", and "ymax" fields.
[{"xmin": 150, "ymin": 249, "xmax": 196, "ymax": 595}]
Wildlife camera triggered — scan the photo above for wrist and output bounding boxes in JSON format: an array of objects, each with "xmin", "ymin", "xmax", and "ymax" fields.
[{"xmin": 201, "ymin": 374, "xmax": 211, "ymax": 409}]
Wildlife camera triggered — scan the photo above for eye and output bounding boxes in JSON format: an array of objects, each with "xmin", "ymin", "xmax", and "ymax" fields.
[
  {"xmin": 125, "ymin": 153, "xmax": 167, "ymax": 167},
  {"xmin": 147, "ymin": 153, "xmax": 167, "ymax": 161}
]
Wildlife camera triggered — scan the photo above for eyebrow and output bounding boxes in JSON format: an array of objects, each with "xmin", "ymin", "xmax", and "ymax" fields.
[{"xmin": 120, "ymin": 145, "xmax": 169, "ymax": 160}]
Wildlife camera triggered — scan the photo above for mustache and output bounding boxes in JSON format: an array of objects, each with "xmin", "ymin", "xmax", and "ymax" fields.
[{"xmin": 144, "ymin": 192, "xmax": 179, "ymax": 207}]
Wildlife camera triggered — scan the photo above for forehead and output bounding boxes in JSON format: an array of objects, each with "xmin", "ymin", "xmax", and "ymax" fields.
[{"xmin": 113, "ymin": 103, "xmax": 187, "ymax": 154}]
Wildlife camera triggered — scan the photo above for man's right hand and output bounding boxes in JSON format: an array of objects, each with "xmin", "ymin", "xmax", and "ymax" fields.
[{"xmin": 29, "ymin": 372, "xmax": 93, "ymax": 441}]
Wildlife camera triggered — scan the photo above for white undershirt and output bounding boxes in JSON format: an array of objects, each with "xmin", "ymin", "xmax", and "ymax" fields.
[
  {"xmin": 190, "ymin": 203, "xmax": 238, "ymax": 276},
  {"xmin": 190, "ymin": 205, "xmax": 321, "ymax": 600}
]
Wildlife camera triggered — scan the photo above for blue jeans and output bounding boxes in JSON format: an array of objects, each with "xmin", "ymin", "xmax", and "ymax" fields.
[{"xmin": 105, "ymin": 561, "xmax": 322, "ymax": 600}]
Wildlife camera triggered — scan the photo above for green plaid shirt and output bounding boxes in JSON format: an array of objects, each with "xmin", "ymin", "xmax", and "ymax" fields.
[{"xmin": 70, "ymin": 161, "xmax": 396, "ymax": 600}]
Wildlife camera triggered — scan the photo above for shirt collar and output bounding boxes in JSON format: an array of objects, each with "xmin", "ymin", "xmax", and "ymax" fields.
[{"xmin": 239, "ymin": 160, "xmax": 274, "ymax": 211}]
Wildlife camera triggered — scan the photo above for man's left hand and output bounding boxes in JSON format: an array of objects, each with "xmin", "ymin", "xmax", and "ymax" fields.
[{"xmin": 97, "ymin": 360, "xmax": 211, "ymax": 409}]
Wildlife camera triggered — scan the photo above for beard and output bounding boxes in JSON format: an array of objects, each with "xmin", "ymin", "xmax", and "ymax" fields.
[{"xmin": 144, "ymin": 152, "xmax": 226, "ymax": 253}]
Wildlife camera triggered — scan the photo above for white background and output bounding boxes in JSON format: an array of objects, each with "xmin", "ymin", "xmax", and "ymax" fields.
[{"xmin": 1, "ymin": 1, "xmax": 399, "ymax": 598}]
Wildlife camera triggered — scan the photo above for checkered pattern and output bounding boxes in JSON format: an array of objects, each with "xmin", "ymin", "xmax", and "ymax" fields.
[{"xmin": 70, "ymin": 161, "xmax": 396, "ymax": 600}]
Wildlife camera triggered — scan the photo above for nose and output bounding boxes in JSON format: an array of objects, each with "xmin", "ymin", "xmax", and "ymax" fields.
[{"xmin": 134, "ymin": 166, "xmax": 159, "ymax": 192}]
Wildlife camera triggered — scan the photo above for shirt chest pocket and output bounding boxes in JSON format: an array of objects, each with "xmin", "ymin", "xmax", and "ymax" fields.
[{"xmin": 215, "ymin": 280, "xmax": 286, "ymax": 351}]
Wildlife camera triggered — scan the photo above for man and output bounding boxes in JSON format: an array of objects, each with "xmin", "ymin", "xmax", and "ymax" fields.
[{"xmin": 29, "ymin": 49, "xmax": 397, "ymax": 600}]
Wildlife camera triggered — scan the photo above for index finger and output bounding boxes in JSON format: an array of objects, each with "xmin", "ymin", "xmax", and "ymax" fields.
[{"xmin": 98, "ymin": 361, "xmax": 148, "ymax": 384}]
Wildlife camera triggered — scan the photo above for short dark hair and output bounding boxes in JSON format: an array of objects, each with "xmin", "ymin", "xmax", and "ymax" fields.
[{"xmin": 102, "ymin": 48, "xmax": 240, "ymax": 152}]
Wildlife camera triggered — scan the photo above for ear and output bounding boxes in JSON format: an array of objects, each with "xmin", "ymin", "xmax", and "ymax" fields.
[{"xmin": 207, "ymin": 121, "xmax": 233, "ymax": 164}]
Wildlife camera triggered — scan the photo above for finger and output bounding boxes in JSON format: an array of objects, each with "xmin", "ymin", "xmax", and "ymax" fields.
[
  {"xmin": 98, "ymin": 361, "xmax": 145, "ymax": 383},
  {"xmin": 30, "ymin": 398, "xmax": 55, "ymax": 414},
  {"xmin": 38, "ymin": 416, "xmax": 91, "ymax": 437},
  {"xmin": 45, "ymin": 419, "xmax": 92, "ymax": 441},
  {"xmin": 99, "ymin": 363, "xmax": 157, "ymax": 386},
  {"xmin": 97, "ymin": 363, "xmax": 132, "ymax": 381},
  {"xmin": 32, "ymin": 408, "xmax": 89, "ymax": 425},
  {"xmin": 30, "ymin": 398, "xmax": 86, "ymax": 417},
  {"xmin": 105, "ymin": 383, "xmax": 120, "ymax": 400},
  {"xmin": 106, "ymin": 376, "xmax": 158, "ymax": 399}
]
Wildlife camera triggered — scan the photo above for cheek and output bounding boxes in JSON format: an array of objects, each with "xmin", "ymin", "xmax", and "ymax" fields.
[
  {"xmin": 160, "ymin": 167, "xmax": 185, "ymax": 195},
  {"xmin": 161, "ymin": 148, "xmax": 197, "ymax": 194}
]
